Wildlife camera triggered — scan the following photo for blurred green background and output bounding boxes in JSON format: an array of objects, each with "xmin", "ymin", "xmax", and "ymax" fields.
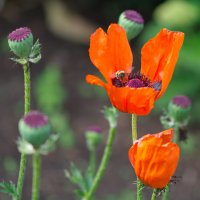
[{"xmin": 0, "ymin": 0, "xmax": 200, "ymax": 199}]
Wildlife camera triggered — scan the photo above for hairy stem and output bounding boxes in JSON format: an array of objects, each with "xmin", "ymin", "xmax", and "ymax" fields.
[
  {"xmin": 16, "ymin": 63, "xmax": 30, "ymax": 200},
  {"xmin": 151, "ymin": 189, "xmax": 157, "ymax": 200}
]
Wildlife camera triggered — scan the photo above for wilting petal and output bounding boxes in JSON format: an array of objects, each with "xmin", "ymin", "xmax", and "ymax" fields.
[
  {"xmin": 89, "ymin": 24, "xmax": 133, "ymax": 82},
  {"xmin": 141, "ymin": 29, "xmax": 184, "ymax": 99},
  {"xmin": 129, "ymin": 129, "xmax": 180, "ymax": 189},
  {"xmin": 106, "ymin": 86, "xmax": 158, "ymax": 115},
  {"xmin": 86, "ymin": 74, "xmax": 106, "ymax": 88}
]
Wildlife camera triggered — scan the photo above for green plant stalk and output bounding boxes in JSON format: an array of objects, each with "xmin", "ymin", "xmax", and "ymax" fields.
[
  {"xmin": 132, "ymin": 114, "xmax": 143, "ymax": 200},
  {"xmin": 131, "ymin": 114, "xmax": 137, "ymax": 141},
  {"xmin": 88, "ymin": 149, "xmax": 96, "ymax": 177},
  {"xmin": 32, "ymin": 153, "xmax": 41, "ymax": 200},
  {"xmin": 16, "ymin": 63, "xmax": 31, "ymax": 200},
  {"xmin": 162, "ymin": 184, "xmax": 170, "ymax": 200},
  {"xmin": 83, "ymin": 127, "xmax": 116, "ymax": 200},
  {"xmin": 151, "ymin": 189, "xmax": 157, "ymax": 200}
]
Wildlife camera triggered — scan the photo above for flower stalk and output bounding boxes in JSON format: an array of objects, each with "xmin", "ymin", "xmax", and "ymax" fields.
[
  {"xmin": 131, "ymin": 114, "xmax": 143, "ymax": 200},
  {"xmin": 32, "ymin": 153, "xmax": 41, "ymax": 200},
  {"xmin": 83, "ymin": 126, "xmax": 116, "ymax": 200},
  {"xmin": 16, "ymin": 63, "xmax": 31, "ymax": 200},
  {"xmin": 162, "ymin": 184, "xmax": 170, "ymax": 200},
  {"xmin": 151, "ymin": 189, "xmax": 157, "ymax": 200}
]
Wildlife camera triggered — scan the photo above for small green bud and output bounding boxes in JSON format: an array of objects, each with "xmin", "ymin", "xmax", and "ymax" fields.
[
  {"xmin": 18, "ymin": 111, "xmax": 51, "ymax": 149},
  {"xmin": 85, "ymin": 126, "xmax": 102, "ymax": 151},
  {"xmin": 8, "ymin": 27, "xmax": 33, "ymax": 58},
  {"xmin": 118, "ymin": 10, "xmax": 144, "ymax": 40},
  {"xmin": 168, "ymin": 95, "xmax": 191, "ymax": 123}
]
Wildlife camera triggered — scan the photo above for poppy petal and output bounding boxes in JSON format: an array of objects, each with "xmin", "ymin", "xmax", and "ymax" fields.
[
  {"xmin": 106, "ymin": 85, "xmax": 158, "ymax": 115},
  {"xmin": 89, "ymin": 24, "xmax": 133, "ymax": 82},
  {"xmin": 141, "ymin": 29, "xmax": 184, "ymax": 99},
  {"xmin": 86, "ymin": 74, "xmax": 106, "ymax": 88},
  {"xmin": 129, "ymin": 130, "xmax": 180, "ymax": 188}
]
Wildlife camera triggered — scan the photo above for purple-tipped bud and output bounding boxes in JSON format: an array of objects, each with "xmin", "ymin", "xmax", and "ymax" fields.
[
  {"xmin": 124, "ymin": 10, "xmax": 144, "ymax": 24},
  {"xmin": 118, "ymin": 10, "xmax": 144, "ymax": 40},
  {"xmin": 168, "ymin": 95, "xmax": 191, "ymax": 123},
  {"xmin": 172, "ymin": 95, "xmax": 191, "ymax": 108},
  {"xmin": 87, "ymin": 126, "xmax": 102, "ymax": 134},
  {"xmin": 24, "ymin": 111, "xmax": 49, "ymax": 128},
  {"xmin": 8, "ymin": 27, "xmax": 32, "ymax": 42},
  {"xmin": 85, "ymin": 126, "xmax": 102, "ymax": 150},
  {"xmin": 19, "ymin": 111, "xmax": 51, "ymax": 148},
  {"xmin": 8, "ymin": 27, "xmax": 33, "ymax": 58}
]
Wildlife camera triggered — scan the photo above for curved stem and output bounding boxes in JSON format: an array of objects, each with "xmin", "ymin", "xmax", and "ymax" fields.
[
  {"xmin": 32, "ymin": 153, "xmax": 41, "ymax": 200},
  {"xmin": 16, "ymin": 63, "xmax": 31, "ymax": 200},
  {"xmin": 162, "ymin": 184, "xmax": 170, "ymax": 200},
  {"xmin": 132, "ymin": 114, "xmax": 143, "ymax": 200},
  {"xmin": 151, "ymin": 189, "xmax": 157, "ymax": 200},
  {"xmin": 83, "ymin": 127, "xmax": 116, "ymax": 200}
]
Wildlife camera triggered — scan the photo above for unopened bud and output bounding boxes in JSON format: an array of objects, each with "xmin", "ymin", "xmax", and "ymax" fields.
[
  {"xmin": 168, "ymin": 95, "xmax": 191, "ymax": 123},
  {"xmin": 118, "ymin": 10, "xmax": 144, "ymax": 40},
  {"xmin": 85, "ymin": 126, "xmax": 102, "ymax": 151},
  {"xmin": 19, "ymin": 111, "xmax": 51, "ymax": 149},
  {"xmin": 8, "ymin": 27, "xmax": 33, "ymax": 58}
]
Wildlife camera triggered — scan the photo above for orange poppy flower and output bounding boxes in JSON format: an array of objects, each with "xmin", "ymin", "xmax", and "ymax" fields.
[
  {"xmin": 86, "ymin": 24, "xmax": 184, "ymax": 115},
  {"xmin": 128, "ymin": 129, "xmax": 180, "ymax": 189}
]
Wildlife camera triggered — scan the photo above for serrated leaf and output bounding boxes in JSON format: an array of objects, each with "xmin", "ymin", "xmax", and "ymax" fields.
[
  {"xmin": 65, "ymin": 163, "xmax": 88, "ymax": 193},
  {"xmin": 10, "ymin": 57, "xmax": 28, "ymax": 65},
  {"xmin": 39, "ymin": 134, "xmax": 59, "ymax": 155},
  {"xmin": 0, "ymin": 181, "xmax": 17, "ymax": 197},
  {"xmin": 29, "ymin": 39, "xmax": 41, "ymax": 58},
  {"xmin": 29, "ymin": 53, "xmax": 42, "ymax": 63},
  {"xmin": 17, "ymin": 138, "xmax": 36, "ymax": 154}
]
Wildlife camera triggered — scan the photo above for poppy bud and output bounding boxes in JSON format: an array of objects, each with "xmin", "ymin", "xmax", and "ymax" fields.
[
  {"xmin": 85, "ymin": 126, "xmax": 102, "ymax": 151},
  {"xmin": 129, "ymin": 129, "xmax": 180, "ymax": 189},
  {"xmin": 18, "ymin": 111, "xmax": 51, "ymax": 149},
  {"xmin": 8, "ymin": 27, "xmax": 33, "ymax": 58},
  {"xmin": 168, "ymin": 95, "xmax": 191, "ymax": 123},
  {"xmin": 118, "ymin": 10, "xmax": 144, "ymax": 40}
]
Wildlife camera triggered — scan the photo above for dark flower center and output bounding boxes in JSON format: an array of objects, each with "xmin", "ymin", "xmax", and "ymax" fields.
[
  {"xmin": 112, "ymin": 69, "xmax": 162, "ymax": 91},
  {"xmin": 24, "ymin": 111, "xmax": 49, "ymax": 128},
  {"xmin": 8, "ymin": 27, "xmax": 31, "ymax": 42},
  {"xmin": 172, "ymin": 95, "xmax": 191, "ymax": 108},
  {"xmin": 127, "ymin": 78, "xmax": 145, "ymax": 88}
]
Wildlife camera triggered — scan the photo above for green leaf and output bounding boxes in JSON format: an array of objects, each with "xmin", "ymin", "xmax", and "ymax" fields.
[
  {"xmin": 65, "ymin": 163, "xmax": 88, "ymax": 195},
  {"xmin": 0, "ymin": 181, "xmax": 17, "ymax": 197}
]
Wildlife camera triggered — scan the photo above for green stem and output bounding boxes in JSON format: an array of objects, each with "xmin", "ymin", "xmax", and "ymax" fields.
[
  {"xmin": 132, "ymin": 114, "xmax": 143, "ymax": 200},
  {"xmin": 151, "ymin": 189, "xmax": 157, "ymax": 200},
  {"xmin": 16, "ymin": 63, "xmax": 31, "ymax": 200},
  {"xmin": 88, "ymin": 149, "xmax": 96, "ymax": 177},
  {"xmin": 131, "ymin": 114, "xmax": 137, "ymax": 141},
  {"xmin": 32, "ymin": 153, "xmax": 41, "ymax": 200},
  {"xmin": 162, "ymin": 184, "xmax": 170, "ymax": 200},
  {"xmin": 83, "ymin": 127, "xmax": 116, "ymax": 200}
]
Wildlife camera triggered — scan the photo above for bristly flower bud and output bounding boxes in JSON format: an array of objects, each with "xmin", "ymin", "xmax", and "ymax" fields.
[
  {"xmin": 18, "ymin": 111, "xmax": 51, "ymax": 149},
  {"xmin": 168, "ymin": 95, "xmax": 191, "ymax": 123},
  {"xmin": 8, "ymin": 27, "xmax": 33, "ymax": 58},
  {"xmin": 118, "ymin": 10, "xmax": 144, "ymax": 40},
  {"xmin": 85, "ymin": 126, "xmax": 102, "ymax": 151}
]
